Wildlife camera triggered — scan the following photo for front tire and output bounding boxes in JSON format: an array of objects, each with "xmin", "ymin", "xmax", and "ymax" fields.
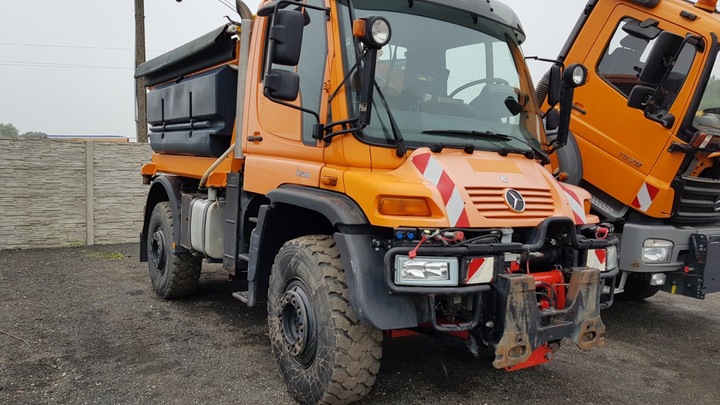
[
  {"xmin": 268, "ymin": 235, "xmax": 383, "ymax": 405},
  {"xmin": 147, "ymin": 202, "xmax": 201, "ymax": 298}
]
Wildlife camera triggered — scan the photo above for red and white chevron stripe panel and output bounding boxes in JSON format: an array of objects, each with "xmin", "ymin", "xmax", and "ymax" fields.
[
  {"xmin": 631, "ymin": 182, "xmax": 660, "ymax": 212},
  {"xmin": 465, "ymin": 257, "xmax": 495, "ymax": 284},
  {"xmin": 586, "ymin": 249, "xmax": 607, "ymax": 271},
  {"xmin": 558, "ymin": 183, "xmax": 588, "ymax": 225},
  {"xmin": 412, "ymin": 153, "xmax": 470, "ymax": 227}
]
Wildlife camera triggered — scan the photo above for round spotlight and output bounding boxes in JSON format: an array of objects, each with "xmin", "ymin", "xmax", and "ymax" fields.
[
  {"xmin": 572, "ymin": 65, "xmax": 586, "ymax": 85},
  {"xmin": 563, "ymin": 63, "xmax": 588, "ymax": 88},
  {"xmin": 370, "ymin": 17, "xmax": 391, "ymax": 47}
]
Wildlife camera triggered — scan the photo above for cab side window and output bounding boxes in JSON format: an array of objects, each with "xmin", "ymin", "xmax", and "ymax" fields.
[
  {"xmin": 263, "ymin": 0, "xmax": 327, "ymax": 144},
  {"xmin": 598, "ymin": 17, "xmax": 695, "ymax": 113},
  {"xmin": 597, "ymin": 18, "xmax": 653, "ymax": 97},
  {"xmin": 296, "ymin": 0, "xmax": 327, "ymax": 144}
]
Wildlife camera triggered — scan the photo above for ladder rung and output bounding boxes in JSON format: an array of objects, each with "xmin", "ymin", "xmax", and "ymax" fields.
[{"xmin": 232, "ymin": 291, "xmax": 248, "ymax": 303}]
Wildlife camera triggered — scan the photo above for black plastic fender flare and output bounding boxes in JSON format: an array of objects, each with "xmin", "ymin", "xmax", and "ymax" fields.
[
  {"xmin": 260, "ymin": 186, "xmax": 419, "ymax": 329},
  {"xmin": 140, "ymin": 175, "xmax": 186, "ymax": 262}
]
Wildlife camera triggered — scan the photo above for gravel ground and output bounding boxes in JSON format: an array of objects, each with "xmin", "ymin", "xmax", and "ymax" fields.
[{"xmin": 1, "ymin": 243, "xmax": 719, "ymax": 404}]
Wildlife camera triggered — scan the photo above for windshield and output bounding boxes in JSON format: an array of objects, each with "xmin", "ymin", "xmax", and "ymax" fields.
[
  {"xmin": 338, "ymin": 0, "xmax": 545, "ymax": 153},
  {"xmin": 693, "ymin": 49, "xmax": 720, "ymax": 136}
]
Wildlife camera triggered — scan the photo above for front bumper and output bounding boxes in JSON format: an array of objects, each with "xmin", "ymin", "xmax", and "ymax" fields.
[{"xmin": 619, "ymin": 222, "xmax": 720, "ymax": 298}]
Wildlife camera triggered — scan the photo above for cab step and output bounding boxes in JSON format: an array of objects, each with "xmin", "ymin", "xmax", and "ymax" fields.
[{"xmin": 232, "ymin": 291, "xmax": 249, "ymax": 303}]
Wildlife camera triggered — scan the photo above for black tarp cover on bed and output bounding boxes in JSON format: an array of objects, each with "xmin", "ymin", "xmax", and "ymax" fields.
[{"xmin": 135, "ymin": 24, "xmax": 237, "ymax": 86}]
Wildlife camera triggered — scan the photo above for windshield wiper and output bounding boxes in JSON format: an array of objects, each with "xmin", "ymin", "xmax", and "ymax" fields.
[
  {"xmin": 422, "ymin": 129, "xmax": 550, "ymax": 165},
  {"xmin": 430, "ymin": 143, "xmax": 475, "ymax": 154},
  {"xmin": 421, "ymin": 129, "xmax": 513, "ymax": 141},
  {"xmin": 373, "ymin": 81, "xmax": 407, "ymax": 157},
  {"xmin": 499, "ymin": 145, "xmax": 550, "ymax": 165}
]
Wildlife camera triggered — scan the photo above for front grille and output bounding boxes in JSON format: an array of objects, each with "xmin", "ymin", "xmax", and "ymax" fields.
[
  {"xmin": 466, "ymin": 186, "xmax": 555, "ymax": 220},
  {"xmin": 671, "ymin": 176, "xmax": 720, "ymax": 224}
]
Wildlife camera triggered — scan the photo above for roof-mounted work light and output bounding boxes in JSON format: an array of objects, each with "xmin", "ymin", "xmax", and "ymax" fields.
[{"xmin": 353, "ymin": 16, "xmax": 392, "ymax": 49}]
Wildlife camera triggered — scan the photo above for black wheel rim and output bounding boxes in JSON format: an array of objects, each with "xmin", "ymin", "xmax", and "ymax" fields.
[
  {"xmin": 279, "ymin": 279, "xmax": 316, "ymax": 367},
  {"xmin": 150, "ymin": 226, "xmax": 167, "ymax": 273}
]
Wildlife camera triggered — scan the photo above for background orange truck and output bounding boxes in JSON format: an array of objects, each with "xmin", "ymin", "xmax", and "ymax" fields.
[
  {"xmin": 542, "ymin": 0, "xmax": 720, "ymax": 300},
  {"xmin": 136, "ymin": 0, "xmax": 617, "ymax": 402}
]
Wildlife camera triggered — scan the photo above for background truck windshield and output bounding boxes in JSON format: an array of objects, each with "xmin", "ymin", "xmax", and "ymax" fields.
[{"xmin": 338, "ymin": 0, "xmax": 545, "ymax": 152}]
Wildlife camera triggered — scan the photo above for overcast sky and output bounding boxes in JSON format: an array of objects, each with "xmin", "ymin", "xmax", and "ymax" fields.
[{"xmin": 0, "ymin": 0, "xmax": 585, "ymax": 139}]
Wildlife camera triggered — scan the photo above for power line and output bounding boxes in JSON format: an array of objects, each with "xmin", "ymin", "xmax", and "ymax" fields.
[
  {"xmin": 0, "ymin": 60, "xmax": 132, "ymax": 70},
  {"xmin": 0, "ymin": 42, "xmax": 166, "ymax": 53}
]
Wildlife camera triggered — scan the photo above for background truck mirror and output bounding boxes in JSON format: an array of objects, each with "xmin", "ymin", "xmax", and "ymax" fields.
[
  {"xmin": 638, "ymin": 31, "xmax": 684, "ymax": 85},
  {"xmin": 627, "ymin": 85, "xmax": 655, "ymax": 109},
  {"xmin": 269, "ymin": 9, "xmax": 305, "ymax": 66},
  {"xmin": 264, "ymin": 69, "xmax": 300, "ymax": 101}
]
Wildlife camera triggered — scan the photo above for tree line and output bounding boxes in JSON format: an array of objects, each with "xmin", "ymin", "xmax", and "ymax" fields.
[{"xmin": 0, "ymin": 123, "xmax": 47, "ymax": 139}]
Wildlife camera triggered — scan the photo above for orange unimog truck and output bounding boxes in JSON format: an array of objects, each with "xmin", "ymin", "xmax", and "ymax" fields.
[
  {"xmin": 542, "ymin": 0, "xmax": 720, "ymax": 301},
  {"xmin": 136, "ymin": 0, "xmax": 618, "ymax": 402}
]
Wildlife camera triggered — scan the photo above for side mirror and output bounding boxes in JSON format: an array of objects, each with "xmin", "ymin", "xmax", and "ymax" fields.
[
  {"xmin": 638, "ymin": 31, "xmax": 684, "ymax": 85},
  {"xmin": 547, "ymin": 64, "xmax": 562, "ymax": 106},
  {"xmin": 265, "ymin": 69, "xmax": 300, "ymax": 101},
  {"xmin": 545, "ymin": 108, "xmax": 560, "ymax": 131},
  {"xmin": 263, "ymin": 8, "xmax": 304, "ymax": 102},
  {"xmin": 627, "ymin": 85, "xmax": 655, "ymax": 109},
  {"xmin": 269, "ymin": 9, "xmax": 305, "ymax": 66},
  {"xmin": 556, "ymin": 64, "xmax": 588, "ymax": 148}
]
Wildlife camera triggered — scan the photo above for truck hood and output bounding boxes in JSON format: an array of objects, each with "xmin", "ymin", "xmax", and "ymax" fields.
[{"xmin": 344, "ymin": 147, "xmax": 594, "ymax": 229}]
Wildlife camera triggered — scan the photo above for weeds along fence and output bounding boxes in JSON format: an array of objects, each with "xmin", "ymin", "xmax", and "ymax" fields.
[{"xmin": 0, "ymin": 139, "xmax": 151, "ymax": 250}]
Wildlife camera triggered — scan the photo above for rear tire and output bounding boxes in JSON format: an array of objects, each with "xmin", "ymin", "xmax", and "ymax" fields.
[
  {"xmin": 619, "ymin": 273, "xmax": 659, "ymax": 301},
  {"xmin": 267, "ymin": 235, "xmax": 383, "ymax": 405},
  {"xmin": 147, "ymin": 202, "xmax": 201, "ymax": 298}
]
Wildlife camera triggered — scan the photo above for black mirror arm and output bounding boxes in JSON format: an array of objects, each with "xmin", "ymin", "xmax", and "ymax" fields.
[
  {"xmin": 258, "ymin": 0, "xmax": 329, "ymax": 17},
  {"xmin": 555, "ymin": 87, "xmax": 576, "ymax": 149},
  {"xmin": 263, "ymin": 87, "xmax": 321, "ymax": 123}
]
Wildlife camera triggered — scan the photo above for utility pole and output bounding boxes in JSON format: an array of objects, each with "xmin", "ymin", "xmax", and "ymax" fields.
[{"xmin": 134, "ymin": 0, "xmax": 148, "ymax": 143}]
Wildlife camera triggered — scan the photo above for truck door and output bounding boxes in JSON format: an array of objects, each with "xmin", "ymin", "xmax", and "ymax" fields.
[
  {"xmin": 568, "ymin": 4, "xmax": 699, "ymax": 205},
  {"xmin": 243, "ymin": 0, "xmax": 329, "ymax": 194}
]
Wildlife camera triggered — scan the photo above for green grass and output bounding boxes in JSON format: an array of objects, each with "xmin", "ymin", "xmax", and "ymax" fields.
[{"xmin": 83, "ymin": 252, "xmax": 125, "ymax": 260}]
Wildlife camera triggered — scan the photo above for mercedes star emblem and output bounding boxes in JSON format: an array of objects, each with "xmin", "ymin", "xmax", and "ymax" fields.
[{"xmin": 505, "ymin": 189, "xmax": 526, "ymax": 212}]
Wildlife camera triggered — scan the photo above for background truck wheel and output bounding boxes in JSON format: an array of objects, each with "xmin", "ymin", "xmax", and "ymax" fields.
[
  {"xmin": 620, "ymin": 273, "xmax": 659, "ymax": 301},
  {"xmin": 267, "ymin": 235, "xmax": 383, "ymax": 405},
  {"xmin": 147, "ymin": 202, "xmax": 201, "ymax": 299}
]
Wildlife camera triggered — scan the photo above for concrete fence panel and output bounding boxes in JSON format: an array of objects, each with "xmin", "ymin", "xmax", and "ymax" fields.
[{"xmin": 0, "ymin": 139, "xmax": 151, "ymax": 250}]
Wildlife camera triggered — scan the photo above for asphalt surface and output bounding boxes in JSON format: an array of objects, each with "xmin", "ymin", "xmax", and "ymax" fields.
[{"xmin": 1, "ymin": 243, "xmax": 719, "ymax": 404}]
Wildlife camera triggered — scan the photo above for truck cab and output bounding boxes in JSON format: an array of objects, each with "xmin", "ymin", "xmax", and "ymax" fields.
[{"xmin": 552, "ymin": 0, "xmax": 720, "ymax": 300}]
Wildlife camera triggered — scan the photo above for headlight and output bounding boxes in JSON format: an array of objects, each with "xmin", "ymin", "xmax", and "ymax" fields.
[
  {"xmin": 395, "ymin": 256, "xmax": 458, "ymax": 286},
  {"xmin": 642, "ymin": 239, "xmax": 673, "ymax": 264}
]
